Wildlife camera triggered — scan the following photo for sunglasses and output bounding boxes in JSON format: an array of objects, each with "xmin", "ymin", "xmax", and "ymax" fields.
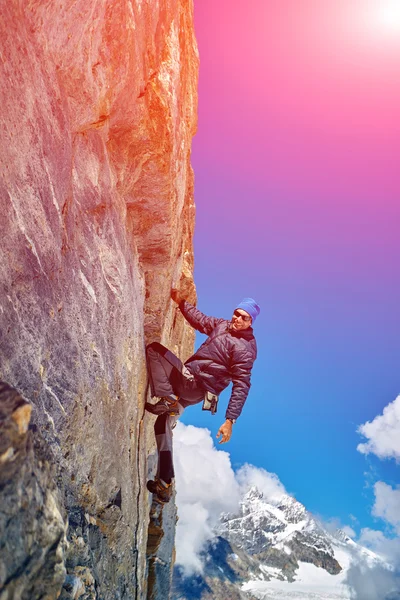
[{"xmin": 233, "ymin": 310, "xmax": 251, "ymax": 322}]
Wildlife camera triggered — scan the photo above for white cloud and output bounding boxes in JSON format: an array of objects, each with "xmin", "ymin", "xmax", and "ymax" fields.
[
  {"xmin": 359, "ymin": 527, "xmax": 388, "ymax": 549},
  {"xmin": 353, "ymin": 400, "xmax": 400, "ymax": 598},
  {"xmin": 358, "ymin": 527, "xmax": 400, "ymax": 566},
  {"xmin": 357, "ymin": 396, "xmax": 400, "ymax": 462},
  {"xmin": 372, "ymin": 482, "xmax": 400, "ymax": 535},
  {"xmin": 347, "ymin": 525, "xmax": 400, "ymax": 600},
  {"xmin": 351, "ymin": 486, "xmax": 400, "ymax": 598},
  {"xmin": 342, "ymin": 525, "xmax": 357, "ymax": 539},
  {"xmin": 173, "ymin": 423, "xmax": 240, "ymax": 574},
  {"xmin": 173, "ymin": 423, "xmax": 287, "ymax": 574},
  {"xmin": 173, "ymin": 502, "xmax": 211, "ymax": 573},
  {"xmin": 311, "ymin": 514, "xmax": 357, "ymax": 540},
  {"xmin": 235, "ymin": 463, "xmax": 287, "ymax": 504},
  {"xmin": 345, "ymin": 562, "xmax": 400, "ymax": 600}
]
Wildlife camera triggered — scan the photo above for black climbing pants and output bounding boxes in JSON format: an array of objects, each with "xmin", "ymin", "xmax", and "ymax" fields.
[{"xmin": 146, "ymin": 342, "xmax": 204, "ymax": 482}]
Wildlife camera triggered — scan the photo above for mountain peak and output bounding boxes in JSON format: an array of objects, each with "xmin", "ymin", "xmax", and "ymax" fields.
[
  {"xmin": 334, "ymin": 528, "xmax": 351, "ymax": 543},
  {"xmin": 276, "ymin": 494, "xmax": 308, "ymax": 523},
  {"xmin": 174, "ymin": 485, "xmax": 391, "ymax": 600},
  {"xmin": 244, "ymin": 486, "xmax": 264, "ymax": 501}
]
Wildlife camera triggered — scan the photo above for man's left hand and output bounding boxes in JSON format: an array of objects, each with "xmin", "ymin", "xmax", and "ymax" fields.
[{"xmin": 216, "ymin": 420, "xmax": 233, "ymax": 444}]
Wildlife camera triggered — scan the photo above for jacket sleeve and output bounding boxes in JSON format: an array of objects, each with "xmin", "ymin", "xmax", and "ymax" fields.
[
  {"xmin": 225, "ymin": 350, "xmax": 256, "ymax": 421},
  {"xmin": 179, "ymin": 300, "xmax": 224, "ymax": 335}
]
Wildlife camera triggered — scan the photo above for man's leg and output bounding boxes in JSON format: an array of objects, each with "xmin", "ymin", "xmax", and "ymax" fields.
[
  {"xmin": 145, "ymin": 342, "xmax": 201, "ymax": 415},
  {"xmin": 146, "ymin": 342, "xmax": 177, "ymax": 398},
  {"xmin": 146, "ymin": 404, "xmax": 185, "ymax": 503},
  {"xmin": 145, "ymin": 342, "xmax": 203, "ymax": 502},
  {"xmin": 155, "ymin": 404, "xmax": 184, "ymax": 481}
]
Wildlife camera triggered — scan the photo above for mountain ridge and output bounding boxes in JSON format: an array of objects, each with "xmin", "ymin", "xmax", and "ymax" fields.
[{"xmin": 172, "ymin": 485, "xmax": 391, "ymax": 600}]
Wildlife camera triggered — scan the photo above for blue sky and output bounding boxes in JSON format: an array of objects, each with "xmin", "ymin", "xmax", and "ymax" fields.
[{"xmin": 180, "ymin": 0, "xmax": 400, "ymax": 539}]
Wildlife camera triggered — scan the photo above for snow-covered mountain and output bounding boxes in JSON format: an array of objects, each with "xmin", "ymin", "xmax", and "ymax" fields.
[{"xmin": 172, "ymin": 486, "xmax": 393, "ymax": 600}]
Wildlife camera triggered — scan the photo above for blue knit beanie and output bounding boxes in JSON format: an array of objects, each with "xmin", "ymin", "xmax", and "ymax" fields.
[{"xmin": 235, "ymin": 298, "xmax": 260, "ymax": 323}]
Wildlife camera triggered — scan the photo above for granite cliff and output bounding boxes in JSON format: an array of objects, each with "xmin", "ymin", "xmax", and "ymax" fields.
[{"xmin": 0, "ymin": 1, "xmax": 198, "ymax": 598}]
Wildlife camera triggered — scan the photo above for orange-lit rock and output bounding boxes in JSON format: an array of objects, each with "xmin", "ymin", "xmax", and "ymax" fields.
[{"xmin": 0, "ymin": 1, "xmax": 198, "ymax": 598}]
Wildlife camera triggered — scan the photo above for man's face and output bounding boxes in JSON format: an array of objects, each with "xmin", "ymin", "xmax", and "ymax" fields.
[{"xmin": 231, "ymin": 309, "xmax": 252, "ymax": 331}]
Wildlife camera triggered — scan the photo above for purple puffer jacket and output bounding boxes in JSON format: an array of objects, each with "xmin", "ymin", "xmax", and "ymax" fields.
[{"xmin": 179, "ymin": 301, "xmax": 257, "ymax": 421}]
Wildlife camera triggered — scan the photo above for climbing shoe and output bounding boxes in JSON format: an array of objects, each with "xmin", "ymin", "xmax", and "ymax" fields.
[
  {"xmin": 145, "ymin": 396, "xmax": 180, "ymax": 416},
  {"xmin": 146, "ymin": 478, "xmax": 172, "ymax": 503}
]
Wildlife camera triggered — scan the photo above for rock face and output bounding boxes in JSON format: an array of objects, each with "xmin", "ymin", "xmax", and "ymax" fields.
[
  {"xmin": 0, "ymin": 1, "xmax": 198, "ymax": 599},
  {"xmin": 0, "ymin": 382, "xmax": 68, "ymax": 600}
]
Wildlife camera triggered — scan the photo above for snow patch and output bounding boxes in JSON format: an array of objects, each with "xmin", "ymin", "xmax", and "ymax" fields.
[{"xmin": 243, "ymin": 560, "xmax": 352, "ymax": 599}]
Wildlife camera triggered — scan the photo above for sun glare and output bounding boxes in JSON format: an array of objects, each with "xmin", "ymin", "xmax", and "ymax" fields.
[
  {"xmin": 354, "ymin": 0, "xmax": 400, "ymax": 46},
  {"xmin": 376, "ymin": 0, "xmax": 400, "ymax": 33}
]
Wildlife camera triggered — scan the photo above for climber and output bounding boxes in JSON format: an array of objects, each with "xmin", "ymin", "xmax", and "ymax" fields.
[{"xmin": 145, "ymin": 289, "xmax": 259, "ymax": 503}]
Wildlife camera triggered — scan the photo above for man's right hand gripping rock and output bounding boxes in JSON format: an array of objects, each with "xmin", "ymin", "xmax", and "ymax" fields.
[{"xmin": 171, "ymin": 288, "xmax": 184, "ymax": 305}]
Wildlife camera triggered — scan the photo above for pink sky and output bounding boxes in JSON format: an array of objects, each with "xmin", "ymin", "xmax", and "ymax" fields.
[
  {"xmin": 188, "ymin": 0, "xmax": 400, "ymax": 529},
  {"xmin": 194, "ymin": 0, "xmax": 400, "ymax": 202}
]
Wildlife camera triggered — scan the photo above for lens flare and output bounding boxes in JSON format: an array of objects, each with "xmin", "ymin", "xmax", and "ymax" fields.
[{"xmin": 376, "ymin": 0, "xmax": 400, "ymax": 33}]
